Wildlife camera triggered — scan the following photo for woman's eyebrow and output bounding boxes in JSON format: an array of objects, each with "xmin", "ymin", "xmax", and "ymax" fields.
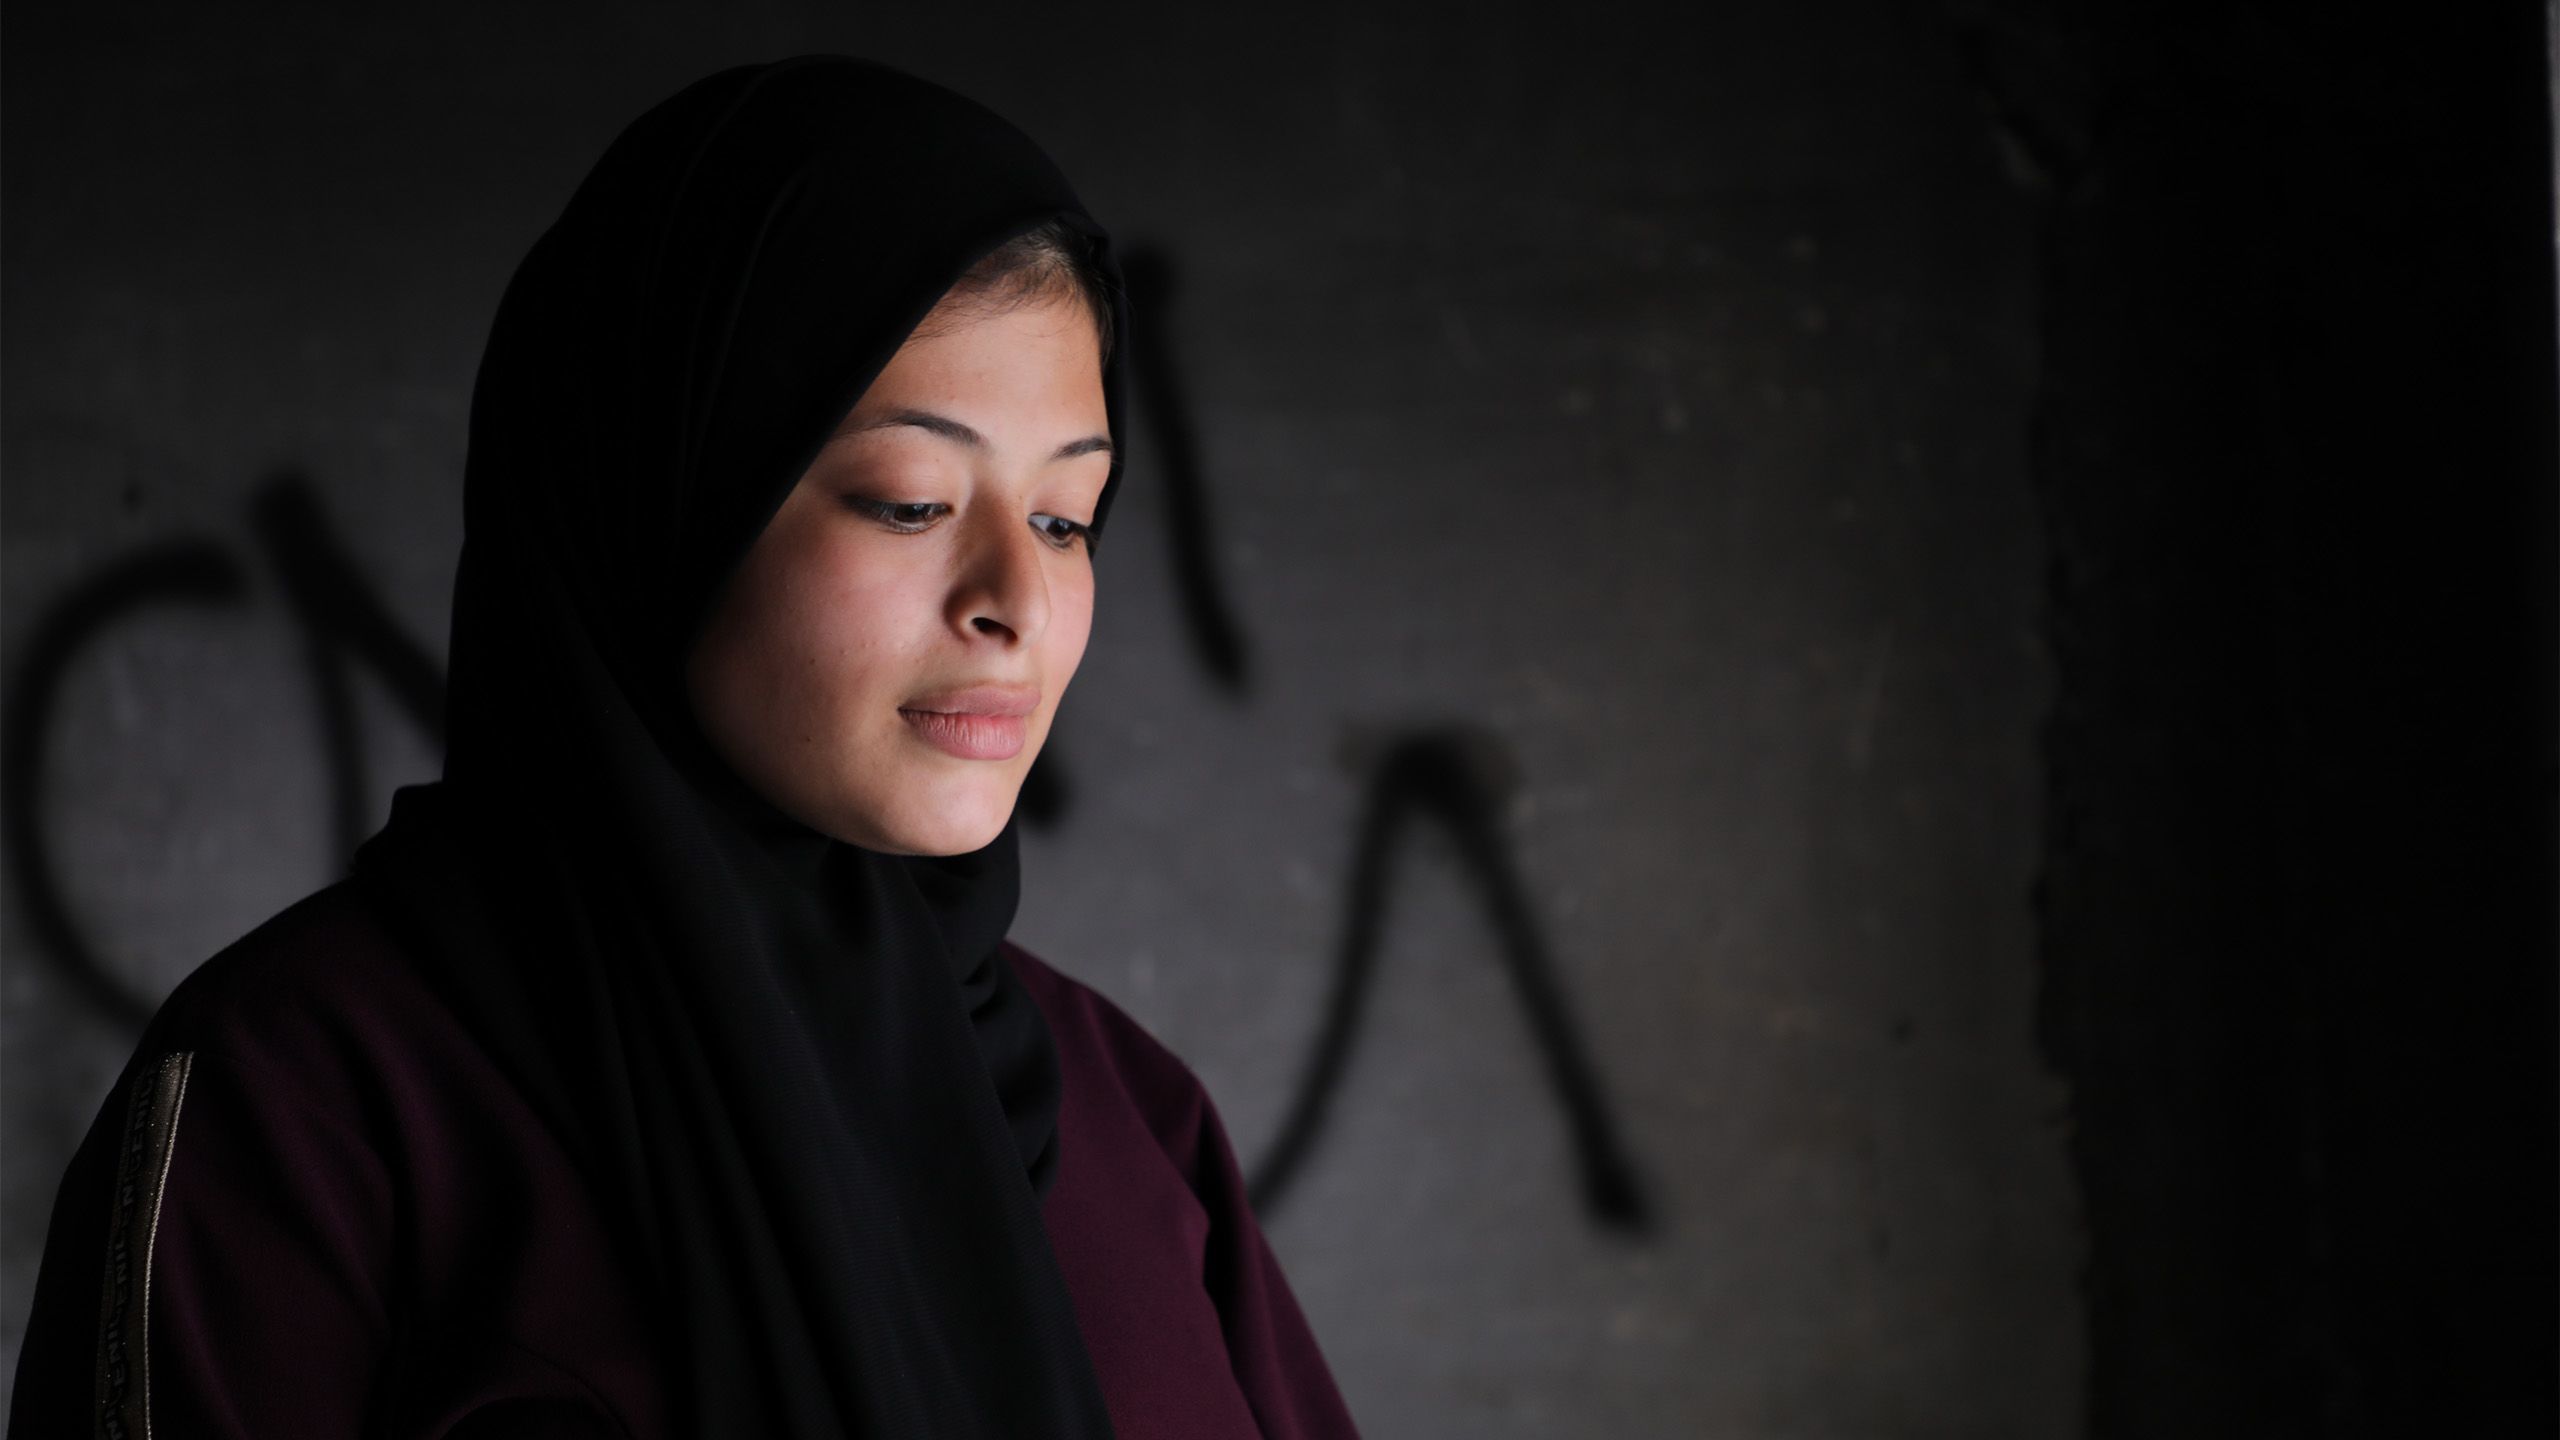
[{"xmin": 848, "ymin": 407, "xmax": 1112, "ymax": 462}]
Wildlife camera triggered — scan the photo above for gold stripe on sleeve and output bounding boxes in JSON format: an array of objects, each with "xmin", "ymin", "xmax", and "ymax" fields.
[{"xmin": 93, "ymin": 1050, "xmax": 194, "ymax": 1440}]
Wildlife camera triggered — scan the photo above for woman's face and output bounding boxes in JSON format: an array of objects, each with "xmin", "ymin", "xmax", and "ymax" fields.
[{"xmin": 685, "ymin": 287, "xmax": 1111, "ymax": 856}]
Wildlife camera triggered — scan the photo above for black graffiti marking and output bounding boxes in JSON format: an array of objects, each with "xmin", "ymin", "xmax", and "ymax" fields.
[
  {"xmin": 248, "ymin": 473, "xmax": 447, "ymax": 857},
  {"xmin": 3, "ymin": 473, "xmax": 444, "ymax": 1022},
  {"xmin": 1120, "ymin": 241, "xmax": 1648, "ymax": 1228},
  {"xmin": 4, "ymin": 540, "xmax": 252, "ymax": 1027},
  {"xmin": 1245, "ymin": 728, "xmax": 1654, "ymax": 1232},
  {"xmin": 1121, "ymin": 247, "xmax": 1253, "ymax": 694}
]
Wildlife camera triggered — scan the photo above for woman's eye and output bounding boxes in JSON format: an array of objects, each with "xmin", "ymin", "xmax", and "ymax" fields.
[
  {"xmin": 848, "ymin": 498, "xmax": 946, "ymax": 532},
  {"xmin": 847, "ymin": 496, "xmax": 1085, "ymax": 551},
  {"xmin": 1031, "ymin": 514, "xmax": 1092, "ymax": 551}
]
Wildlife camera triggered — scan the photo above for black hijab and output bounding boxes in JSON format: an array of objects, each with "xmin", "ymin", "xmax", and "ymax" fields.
[{"xmin": 350, "ymin": 56, "xmax": 1127, "ymax": 1437}]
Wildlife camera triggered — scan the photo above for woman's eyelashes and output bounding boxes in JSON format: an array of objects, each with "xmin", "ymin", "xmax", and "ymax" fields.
[
  {"xmin": 1031, "ymin": 514, "xmax": 1092, "ymax": 550},
  {"xmin": 846, "ymin": 498, "xmax": 945, "ymax": 532},
  {"xmin": 844, "ymin": 496, "xmax": 1090, "ymax": 550}
]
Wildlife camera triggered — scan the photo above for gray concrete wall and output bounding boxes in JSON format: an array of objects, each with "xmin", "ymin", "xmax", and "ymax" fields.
[{"xmin": 1, "ymin": 4, "xmax": 2083, "ymax": 1434}]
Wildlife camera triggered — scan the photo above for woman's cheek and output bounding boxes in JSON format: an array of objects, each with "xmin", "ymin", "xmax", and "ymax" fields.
[{"xmin": 1049, "ymin": 581, "xmax": 1098, "ymax": 678}]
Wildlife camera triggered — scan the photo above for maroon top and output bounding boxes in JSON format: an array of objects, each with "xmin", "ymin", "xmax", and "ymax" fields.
[{"xmin": 9, "ymin": 882, "xmax": 1361, "ymax": 1439}]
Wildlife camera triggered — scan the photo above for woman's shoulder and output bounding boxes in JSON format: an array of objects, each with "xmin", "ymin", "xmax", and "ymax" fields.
[
  {"xmin": 18, "ymin": 881, "xmax": 673, "ymax": 1439},
  {"xmin": 150, "ymin": 877, "xmax": 423, "ymax": 1029},
  {"xmin": 126, "ymin": 878, "xmax": 458, "ymax": 1129}
]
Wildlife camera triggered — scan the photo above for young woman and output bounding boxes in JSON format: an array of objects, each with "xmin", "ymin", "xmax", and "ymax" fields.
[{"xmin": 10, "ymin": 56, "xmax": 1362, "ymax": 1440}]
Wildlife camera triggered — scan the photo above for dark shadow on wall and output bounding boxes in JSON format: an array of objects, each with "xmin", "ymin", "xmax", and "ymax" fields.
[{"xmin": 1977, "ymin": 1, "xmax": 2560, "ymax": 1434}]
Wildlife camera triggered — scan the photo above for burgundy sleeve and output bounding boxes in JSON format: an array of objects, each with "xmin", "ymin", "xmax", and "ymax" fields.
[
  {"xmin": 1179, "ymin": 1084, "xmax": 1365, "ymax": 1440},
  {"xmin": 11, "ymin": 1046, "xmax": 395, "ymax": 1437}
]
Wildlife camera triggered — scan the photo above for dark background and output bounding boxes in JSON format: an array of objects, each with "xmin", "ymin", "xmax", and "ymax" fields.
[{"xmin": 4, "ymin": 3, "xmax": 2552, "ymax": 1435}]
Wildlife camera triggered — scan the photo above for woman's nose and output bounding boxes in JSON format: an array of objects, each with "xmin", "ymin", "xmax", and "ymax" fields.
[{"xmin": 949, "ymin": 505, "xmax": 1049, "ymax": 646}]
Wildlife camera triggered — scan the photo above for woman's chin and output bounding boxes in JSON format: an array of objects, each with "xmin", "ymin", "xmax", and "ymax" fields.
[{"xmin": 855, "ymin": 781, "xmax": 1017, "ymax": 857}]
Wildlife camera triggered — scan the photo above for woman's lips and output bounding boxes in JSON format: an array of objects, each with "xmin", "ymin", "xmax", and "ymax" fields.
[{"xmin": 899, "ymin": 707, "xmax": 1027, "ymax": 760}]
